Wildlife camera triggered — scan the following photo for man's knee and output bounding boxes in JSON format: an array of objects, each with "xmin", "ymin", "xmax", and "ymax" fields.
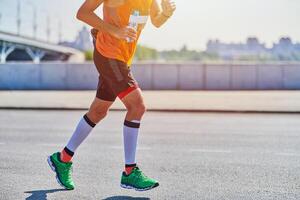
[
  {"xmin": 95, "ymin": 109, "xmax": 108, "ymax": 119},
  {"xmin": 139, "ymin": 103, "xmax": 146, "ymax": 115},
  {"xmin": 127, "ymin": 103, "xmax": 146, "ymax": 116},
  {"xmin": 87, "ymin": 107, "xmax": 108, "ymax": 123}
]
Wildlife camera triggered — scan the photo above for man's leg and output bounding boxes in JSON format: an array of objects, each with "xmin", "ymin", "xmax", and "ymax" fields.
[
  {"xmin": 120, "ymin": 88, "xmax": 146, "ymax": 174},
  {"xmin": 48, "ymin": 97, "xmax": 113, "ymax": 190},
  {"xmin": 119, "ymin": 88, "xmax": 159, "ymax": 191},
  {"xmin": 61, "ymin": 97, "xmax": 113, "ymax": 162}
]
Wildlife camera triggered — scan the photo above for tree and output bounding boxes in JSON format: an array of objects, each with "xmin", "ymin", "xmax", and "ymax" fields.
[
  {"xmin": 85, "ymin": 50, "xmax": 93, "ymax": 61},
  {"xmin": 134, "ymin": 45, "xmax": 158, "ymax": 61}
]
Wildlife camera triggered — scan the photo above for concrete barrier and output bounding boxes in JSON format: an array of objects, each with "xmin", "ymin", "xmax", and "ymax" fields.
[
  {"xmin": 40, "ymin": 63, "xmax": 67, "ymax": 89},
  {"xmin": 0, "ymin": 63, "xmax": 40, "ymax": 89},
  {"xmin": 65, "ymin": 64, "xmax": 98, "ymax": 90},
  {"xmin": 257, "ymin": 65, "xmax": 284, "ymax": 90},
  {"xmin": 131, "ymin": 64, "xmax": 153, "ymax": 90},
  {"xmin": 178, "ymin": 64, "xmax": 205, "ymax": 90},
  {"xmin": 1, "ymin": 62, "xmax": 300, "ymax": 90},
  {"xmin": 152, "ymin": 64, "xmax": 179, "ymax": 90},
  {"xmin": 231, "ymin": 65, "xmax": 257, "ymax": 89},
  {"xmin": 205, "ymin": 65, "xmax": 231, "ymax": 90},
  {"xmin": 283, "ymin": 65, "xmax": 300, "ymax": 89}
]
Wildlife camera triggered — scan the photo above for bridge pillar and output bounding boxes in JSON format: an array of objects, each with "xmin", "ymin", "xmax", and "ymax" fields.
[
  {"xmin": 1, "ymin": 42, "xmax": 16, "ymax": 63},
  {"xmin": 25, "ymin": 47, "xmax": 45, "ymax": 64}
]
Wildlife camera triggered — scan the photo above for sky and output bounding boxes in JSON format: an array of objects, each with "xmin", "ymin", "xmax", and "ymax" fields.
[{"xmin": 0, "ymin": 0, "xmax": 300, "ymax": 50}]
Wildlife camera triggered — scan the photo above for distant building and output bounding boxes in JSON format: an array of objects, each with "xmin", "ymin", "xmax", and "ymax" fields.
[
  {"xmin": 206, "ymin": 37, "xmax": 267, "ymax": 60},
  {"xmin": 60, "ymin": 26, "xmax": 93, "ymax": 51},
  {"xmin": 272, "ymin": 37, "xmax": 294, "ymax": 57},
  {"xmin": 206, "ymin": 37, "xmax": 300, "ymax": 60},
  {"xmin": 246, "ymin": 37, "xmax": 266, "ymax": 52}
]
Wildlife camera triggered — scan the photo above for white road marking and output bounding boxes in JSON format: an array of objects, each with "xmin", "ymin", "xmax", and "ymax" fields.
[
  {"xmin": 189, "ymin": 149, "xmax": 232, "ymax": 153},
  {"xmin": 0, "ymin": 142, "xmax": 5, "ymax": 145},
  {"xmin": 109, "ymin": 146, "xmax": 122, "ymax": 149},
  {"xmin": 38, "ymin": 143, "xmax": 64, "ymax": 147},
  {"xmin": 275, "ymin": 152, "xmax": 300, "ymax": 157},
  {"xmin": 108, "ymin": 146, "xmax": 151, "ymax": 150}
]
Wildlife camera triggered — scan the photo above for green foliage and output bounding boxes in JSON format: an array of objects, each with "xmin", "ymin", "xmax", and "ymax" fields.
[
  {"xmin": 160, "ymin": 45, "xmax": 219, "ymax": 61},
  {"xmin": 85, "ymin": 50, "xmax": 93, "ymax": 61},
  {"xmin": 134, "ymin": 45, "xmax": 158, "ymax": 61},
  {"xmin": 292, "ymin": 52, "xmax": 300, "ymax": 61},
  {"xmin": 85, "ymin": 45, "xmax": 220, "ymax": 62},
  {"xmin": 274, "ymin": 52, "xmax": 300, "ymax": 61},
  {"xmin": 85, "ymin": 45, "xmax": 300, "ymax": 62},
  {"xmin": 238, "ymin": 54, "xmax": 275, "ymax": 62}
]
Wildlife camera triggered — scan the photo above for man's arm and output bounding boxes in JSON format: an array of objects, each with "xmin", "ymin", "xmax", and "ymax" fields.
[
  {"xmin": 77, "ymin": 0, "xmax": 137, "ymax": 40},
  {"xmin": 150, "ymin": 0, "xmax": 176, "ymax": 28}
]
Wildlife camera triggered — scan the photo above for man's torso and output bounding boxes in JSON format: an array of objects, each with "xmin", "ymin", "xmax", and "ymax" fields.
[{"xmin": 96, "ymin": 0, "xmax": 153, "ymax": 65}]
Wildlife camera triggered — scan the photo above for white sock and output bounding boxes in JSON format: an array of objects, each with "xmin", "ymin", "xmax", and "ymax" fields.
[
  {"xmin": 123, "ymin": 120, "xmax": 140, "ymax": 165},
  {"xmin": 66, "ymin": 114, "xmax": 96, "ymax": 153}
]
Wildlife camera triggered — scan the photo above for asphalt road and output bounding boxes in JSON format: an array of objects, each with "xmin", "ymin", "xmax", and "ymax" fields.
[{"xmin": 0, "ymin": 110, "xmax": 300, "ymax": 200}]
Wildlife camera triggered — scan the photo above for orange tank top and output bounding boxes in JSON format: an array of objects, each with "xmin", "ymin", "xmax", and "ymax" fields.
[{"xmin": 96, "ymin": 0, "xmax": 152, "ymax": 66}]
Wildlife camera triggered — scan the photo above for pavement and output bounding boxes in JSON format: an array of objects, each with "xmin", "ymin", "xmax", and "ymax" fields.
[
  {"xmin": 0, "ymin": 110, "xmax": 300, "ymax": 200},
  {"xmin": 1, "ymin": 90, "xmax": 300, "ymax": 113}
]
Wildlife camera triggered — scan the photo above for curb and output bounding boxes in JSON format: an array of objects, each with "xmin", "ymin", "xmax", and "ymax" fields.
[{"xmin": 1, "ymin": 106, "xmax": 300, "ymax": 114}]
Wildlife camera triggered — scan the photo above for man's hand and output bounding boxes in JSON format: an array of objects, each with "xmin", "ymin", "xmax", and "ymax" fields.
[
  {"xmin": 161, "ymin": 0, "xmax": 176, "ymax": 17},
  {"xmin": 111, "ymin": 26, "xmax": 137, "ymax": 41},
  {"xmin": 150, "ymin": 0, "xmax": 176, "ymax": 27}
]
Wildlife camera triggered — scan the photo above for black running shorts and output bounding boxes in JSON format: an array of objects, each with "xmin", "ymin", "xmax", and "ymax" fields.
[{"xmin": 93, "ymin": 47, "xmax": 138, "ymax": 102}]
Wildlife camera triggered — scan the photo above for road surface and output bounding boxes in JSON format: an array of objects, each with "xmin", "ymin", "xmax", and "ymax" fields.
[{"xmin": 0, "ymin": 110, "xmax": 300, "ymax": 199}]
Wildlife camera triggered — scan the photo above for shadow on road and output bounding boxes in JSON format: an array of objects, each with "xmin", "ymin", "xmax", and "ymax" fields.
[
  {"xmin": 103, "ymin": 196, "xmax": 150, "ymax": 200},
  {"xmin": 24, "ymin": 189, "xmax": 66, "ymax": 200}
]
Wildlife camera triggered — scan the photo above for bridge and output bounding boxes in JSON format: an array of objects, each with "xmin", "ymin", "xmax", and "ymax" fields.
[{"xmin": 0, "ymin": 31, "xmax": 84, "ymax": 63}]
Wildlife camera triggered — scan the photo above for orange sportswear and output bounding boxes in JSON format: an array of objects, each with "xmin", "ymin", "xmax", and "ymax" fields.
[{"xmin": 96, "ymin": 0, "xmax": 153, "ymax": 66}]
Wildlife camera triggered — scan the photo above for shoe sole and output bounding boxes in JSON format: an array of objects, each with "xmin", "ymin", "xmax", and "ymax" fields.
[
  {"xmin": 47, "ymin": 156, "xmax": 73, "ymax": 190},
  {"xmin": 120, "ymin": 182, "xmax": 159, "ymax": 191}
]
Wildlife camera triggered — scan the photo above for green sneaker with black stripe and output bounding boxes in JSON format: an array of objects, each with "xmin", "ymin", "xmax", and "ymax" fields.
[
  {"xmin": 120, "ymin": 167, "xmax": 159, "ymax": 191},
  {"xmin": 47, "ymin": 152, "xmax": 75, "ymax": 190}
]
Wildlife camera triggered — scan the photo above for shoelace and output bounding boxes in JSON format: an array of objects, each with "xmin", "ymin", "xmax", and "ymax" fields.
[
  {"xmin": 133, "ymin": 169, "xmax": 148, "ymax": 181},
  {"xmin": 61, "ymin": 165, "xmax": 73, "ymax": 180}
]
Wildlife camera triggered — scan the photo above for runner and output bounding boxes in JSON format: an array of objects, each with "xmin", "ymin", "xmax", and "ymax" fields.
[{"xmin": 47, "ymin": 0, "xmax": 176, "ymax": 191}]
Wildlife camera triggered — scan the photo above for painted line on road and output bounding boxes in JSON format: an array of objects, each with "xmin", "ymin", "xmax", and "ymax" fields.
[
  {"xmin": 189, "ymin": 149, "xmax": 232, "ymax": 153},
  {"xmin": 275, "ymin": 152, "xmax": 300, "ymax": 157},
  {"xmin": 108, "ymin": 146, "xmax": 122, "ymax": 150},
  {"xmin": 108, "ymin": 146, "xmax": 152, "ymax": 150},
  {"xmin": 0, "ymin": 142, "xmax": 5, "ymax": 145},
  {"xmin": 38, "ymin": 143, "xmax": 64, "ymax": 147}
]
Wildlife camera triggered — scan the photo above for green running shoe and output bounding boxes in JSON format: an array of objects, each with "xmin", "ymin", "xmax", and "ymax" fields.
[
  {"xmin": 47, "ymin": 152, "xmax": 75, "ymax": 190},
  {"xmin": 121, "ymin": 167, "xmax": 159, "ymax": 191}
]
